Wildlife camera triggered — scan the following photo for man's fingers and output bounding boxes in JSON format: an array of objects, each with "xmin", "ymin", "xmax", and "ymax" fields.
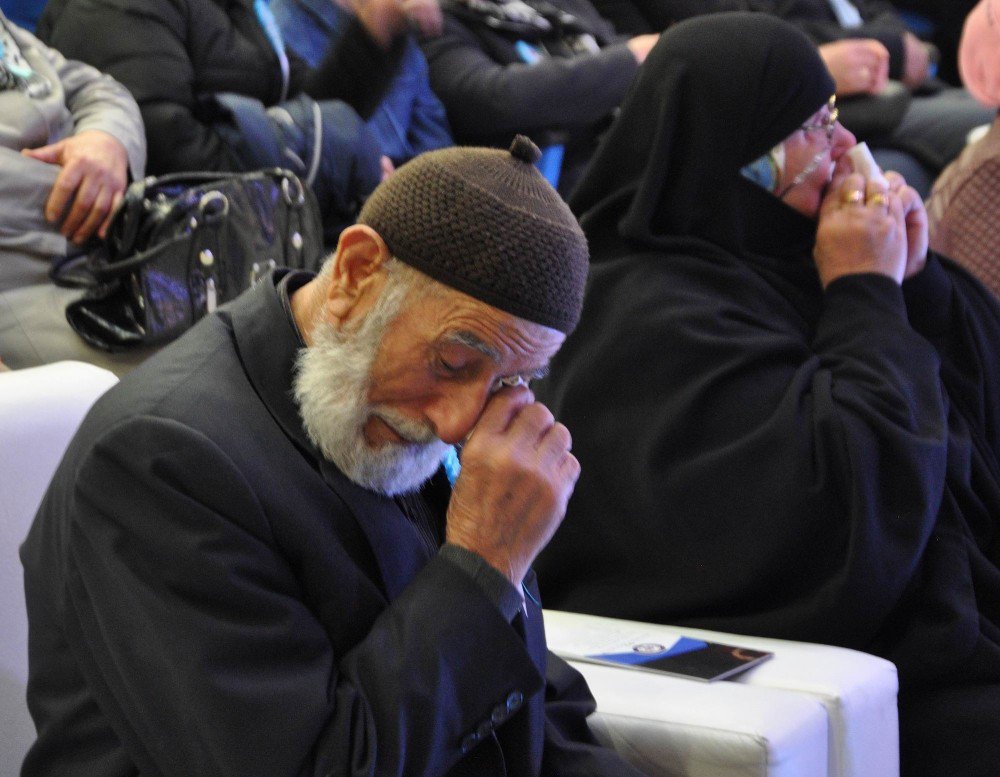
[
  {"xmin": 98, "ymin": 190, "xmax": 124, "ymax": 239},
  {"xmin": 72, "ymin": 188, "xmax": 114, "ymax": 244},
  {"xmin": 21, "ymin": 142, "xmax": 62, "ymax": 165},
  {"xmin": 45, "ymin": 164, "xmax": 83, "ymax": 224},
  {"xmin": 506, "ymin": 401, "xmax": 555, "ymax": 445},
  {"xmin": 537, "ymin": 421, "xmax": 572, "ymax": 462},
  {"xmin": 470, "ymin": 385, "xmax": 534, "ymax": 438},
  {"xmin": 59, "ymin": 173, "xmax": 100, "ymax": 238}
]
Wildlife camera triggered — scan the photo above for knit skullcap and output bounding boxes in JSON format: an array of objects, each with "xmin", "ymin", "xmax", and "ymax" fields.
[{"xmin": 358, "ymin": 136, "xmax": 589, "ymax": 333}]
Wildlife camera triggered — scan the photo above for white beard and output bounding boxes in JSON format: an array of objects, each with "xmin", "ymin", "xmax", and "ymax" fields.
[{"xmin": 293, "ymin": 299, "xmax": 449, "ymax": 497}]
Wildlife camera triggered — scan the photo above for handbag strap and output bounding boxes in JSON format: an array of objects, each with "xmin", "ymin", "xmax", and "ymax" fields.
[{"xmin": 89, "ymin": 230, "xmax": 193, "ymax": 282}]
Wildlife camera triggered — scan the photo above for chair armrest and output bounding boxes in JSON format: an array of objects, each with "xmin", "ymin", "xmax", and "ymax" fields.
[
  {"xmin": 0, "ymin": 361, "xmax": 118, "ymax": 774},
  {"xmin": 544, "ymin": 610, "xmax": 899, "ymax": 777}
]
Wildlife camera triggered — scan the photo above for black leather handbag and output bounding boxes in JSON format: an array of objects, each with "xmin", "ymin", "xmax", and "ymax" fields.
[{"xmin": 63, "ymin": 167, "xmax": 324, "ymax": 351}]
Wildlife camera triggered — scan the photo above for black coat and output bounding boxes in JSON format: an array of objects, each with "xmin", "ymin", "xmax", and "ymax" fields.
[
  {"xmin": 20, "ymin": 272, "xmax": 643, "ymax": 777},
  {"xmin": 535, "ymin": 15, "xmax": 1000, "ymax": 776}
]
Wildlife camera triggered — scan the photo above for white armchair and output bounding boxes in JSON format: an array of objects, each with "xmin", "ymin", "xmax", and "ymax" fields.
[
  {"xmin": 544, "ymin": 610, "xmax": 899, "ymax": 777},
  {"xmin": 0, "ymin": 361, "xmax": 118, "ymax": 777}
]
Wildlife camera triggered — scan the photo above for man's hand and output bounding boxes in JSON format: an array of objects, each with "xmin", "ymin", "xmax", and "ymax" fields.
[
  {"xmin": 626, "ymin": 34, "xmax": 659, "ymax": 65},
  {"xmin": 400, "ymin": 0, "xmax": 442, "ymax": 38},
  {"xmin": 380, "ymin": 155, "xmax": 395, "ymax": 181},
  {"xmin": 884, "ymin": 170, "xmax": 928, "ymax": 279},
  {"xmin": 819, "ymin": 39, "xmax": 889, "ymax": 96},
  {"xmin": 814, "ymin": 171, "xmax": 908, "ymax": 287},
  {"xmin": 349, "ymin": 0, "xmax": 442, "ymax": 47},
  {"xmin": 21, "ymin": 129, "xmax": 128, "ymax": 244},
  {"xmin": 445, "ymin": 386, "xmax": 580, "ymax": 587},
  {"xmin": 901, "ymin": 31, "xmax": 930, "ymax": 90}
]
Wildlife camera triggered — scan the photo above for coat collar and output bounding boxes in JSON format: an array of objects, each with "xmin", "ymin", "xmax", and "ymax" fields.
[{"xmin": 224, "ymin": 270, "xmax": 441, "ymax": 600}]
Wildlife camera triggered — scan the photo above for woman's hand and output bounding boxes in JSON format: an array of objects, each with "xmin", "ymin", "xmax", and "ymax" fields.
[
  {"xmin": 814, "ymin": 172, "xmax": 908, "ymax": 287},
  {"xmin": 884, "ymin": 171, "xmax": 929, "ymax": 279}
]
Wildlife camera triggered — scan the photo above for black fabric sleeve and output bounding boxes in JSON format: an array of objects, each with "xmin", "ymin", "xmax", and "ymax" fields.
[
  {"xmin": 299, "ymin": 17, "xmax": 406, "ymax": 120},
  {"xmin": 421, "ymin": 16, "xmax": 639, "ymax": 138},
  {"xmin": 62, "ymin": 416, "xmax": 545, "ymax": 777},
  {"xmin": 40, "ymin": 0, "xmax": 251, "ymax": 173},
  {"xmin": 440, "ymin": 544, "xmax": 525, "ymax": 623},
  {"xmin": 540, "ymin": 654, "xmax": 648, "ymax": 776},
  {"xmin": 902, "ymin": 254, "xmax": 1000, "ymax": 454}
]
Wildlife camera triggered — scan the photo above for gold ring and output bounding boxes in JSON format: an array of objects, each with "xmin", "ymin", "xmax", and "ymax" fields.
[
  {"xmin": 843, "ymin": 189, "xmax": 864, "ymax": 205},
  {"xmin": 869, "ymin": 193, "xmax": 888, "ymax": 207}
]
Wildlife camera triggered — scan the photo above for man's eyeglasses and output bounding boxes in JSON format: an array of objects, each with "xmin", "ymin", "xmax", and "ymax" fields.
[{"xmin": 799, "ymin": 97, "xmax": 839, "ymax": 142}]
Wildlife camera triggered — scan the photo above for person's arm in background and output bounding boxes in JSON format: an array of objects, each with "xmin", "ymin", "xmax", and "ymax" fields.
[
  {"xmin": 39, "ymin": 0, "xmax": 248, "ymax": 175},
  {"xmin": 10, "ymin": 22, "xmax": 143, "ymax": 243},
  {"xmin": 819, "ymin": 38, "xmax": 890, "ymax": 96},
  {"xmin": 299, "ymin": 0, "xmax": 441, "ymax": 119},
  {"xmin": 770, "ymin": 0, "xmax": 910, "ymax": 80},
  {"xmin": 421, "ymin": 14, "xmax": 653, "ymax": 140},
  {"xmin": 401, "ymin": 43, "xmax": 454, "ymax": 156}
]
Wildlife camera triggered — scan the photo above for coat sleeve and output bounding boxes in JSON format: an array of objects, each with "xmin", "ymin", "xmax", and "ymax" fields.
[
  {"xmin": 298, "ymin": 17, "xmax": 406, "ymax": 121},
  {"xmin": 62, "ymin": 416, "xmax": 546, "ymax": 777},
  {"xmin": 9, "ymin": 21, "xmax": 146, "ymax": 179},
  {"xmin": 902, "ymin": 254, "xmax": 1000, "ymax": 457},
  {"xmin": 402, "ymin": 43, "xmax": 454, "ymax": 156},
  {"xmin": 540, "ymin": 654, "xmax": 648, "ymax": 776},
  {"xmin": 420, "ymin": 16, "xmax": 638, "ymax": 139}
]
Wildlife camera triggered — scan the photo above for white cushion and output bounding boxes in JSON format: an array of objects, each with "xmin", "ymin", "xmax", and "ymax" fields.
[
  {"xmin": 544, "ymin": 610, "xmax": 898, "ymax": 777},
  {"xmin": 0, "ymin": 361, "xmax": 118, "ymax": 776}
]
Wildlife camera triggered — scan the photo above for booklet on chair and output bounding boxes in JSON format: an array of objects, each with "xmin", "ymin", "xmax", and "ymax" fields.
[{"xmin": 548, "ymin": 621, "xmax": 773, "ymax": 682}]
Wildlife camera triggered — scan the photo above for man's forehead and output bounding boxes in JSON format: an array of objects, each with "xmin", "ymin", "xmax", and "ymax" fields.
[{"xmin": 427, "ymin": 286, "xmax": 565, "ymax": 350}]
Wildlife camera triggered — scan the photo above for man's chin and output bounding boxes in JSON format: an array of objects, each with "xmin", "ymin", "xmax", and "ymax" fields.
[{"xmin": 347, "ymin": 439, "xmax": 450, "ymax": 497}]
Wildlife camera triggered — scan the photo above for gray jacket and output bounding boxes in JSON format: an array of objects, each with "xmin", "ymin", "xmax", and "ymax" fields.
[{"xmin": 0, "ymin": 10, "xmax": 144, "ymax": 269}]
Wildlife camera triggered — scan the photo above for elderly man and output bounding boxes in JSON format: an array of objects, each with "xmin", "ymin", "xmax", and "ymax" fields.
[
  {"xmin": 0, "ymin": 9, "xmax": 145, "ymax": 371},
  {"xmin": 19, "ymin": 137, "xmax": 645, "ymax": 777}
]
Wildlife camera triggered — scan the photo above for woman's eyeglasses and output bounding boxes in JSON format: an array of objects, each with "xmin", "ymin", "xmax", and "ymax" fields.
[{"xmin": 799, "ymin": 97, "xmax": 839, "ymax": 142}]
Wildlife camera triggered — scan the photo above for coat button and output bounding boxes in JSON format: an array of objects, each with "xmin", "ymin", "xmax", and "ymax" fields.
[
  {"xmin": 460, "ymin": 732, "xmax": 479, "ymax": 754},
  {"xmin": 477, "ymin": 720, "xmax": 493, "ymax": 740},
  {"xmin": 506, "ymin": 690, "xmax": 523, "ymax": 712},
  {"xmin": 491, "ymin": 706, "xmax": 507, "ymax": 725}
]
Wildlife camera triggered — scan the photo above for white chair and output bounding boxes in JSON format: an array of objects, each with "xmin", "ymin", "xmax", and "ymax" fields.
[
  {"xmin": 544, "ymin": 610, "xmax": 899, "ymax": 777},
  {"xmin": 0, "ymin": 361, "xmax": 118, "ymax": 777}
]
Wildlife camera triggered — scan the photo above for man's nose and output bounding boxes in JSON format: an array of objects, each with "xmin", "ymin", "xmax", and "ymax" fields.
[{"xmin": 424, "ymin": 386, "xmax": 489, "ymax": 445}]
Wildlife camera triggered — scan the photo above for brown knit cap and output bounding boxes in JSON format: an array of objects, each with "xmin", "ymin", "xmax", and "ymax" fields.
[{"xmin": 358, "ymin": 136, "xmax": 589, "ymax": 333}]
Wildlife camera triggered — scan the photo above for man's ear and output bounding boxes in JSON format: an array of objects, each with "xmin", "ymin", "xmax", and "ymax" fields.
[{"xmin": 324, "ymin": 225, "xmax": 392, "ymax": 325}]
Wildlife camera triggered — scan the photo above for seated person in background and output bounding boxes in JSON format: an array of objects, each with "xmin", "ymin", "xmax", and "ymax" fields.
[
  {"xmin": 890, "ymin": 0, "xmax": 979, "ymax": 85},
  {"xmin": 534, "ymin": 14, "xmax": 1000, "ymax": 777},
  {"xmin": 926, "ymin": 0, "xmax": 1000, "ymax": 299},
  {"xmin": 584, "ymin": 0, "xmax": 993, "ymax": 196},
  {"xmin": 20, "ymin": 137, "xmax": 647, "ymax": 777},
  {"xmin": 37, "ymin": 0, "xmax": 416, "ymax": 240},
  {"xmin": 273, "ymin": 0, "xmax": 454, "ymax": 167},
  {"xmin": 0, "ymin": 8, "xmax": 148, "ymax": 373},
  {"xmin": 419, "ymin": 0, "xmax": 658, "ymax": 194},
  {"xmin": 758, "ymin": 0, "xmax": 994, "ymax": 195}
]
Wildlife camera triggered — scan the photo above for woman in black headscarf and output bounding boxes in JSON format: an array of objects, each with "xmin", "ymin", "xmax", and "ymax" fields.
[{"xmin": 535, "ymin": 13, "xmax": 1000, "ymax": 776}]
